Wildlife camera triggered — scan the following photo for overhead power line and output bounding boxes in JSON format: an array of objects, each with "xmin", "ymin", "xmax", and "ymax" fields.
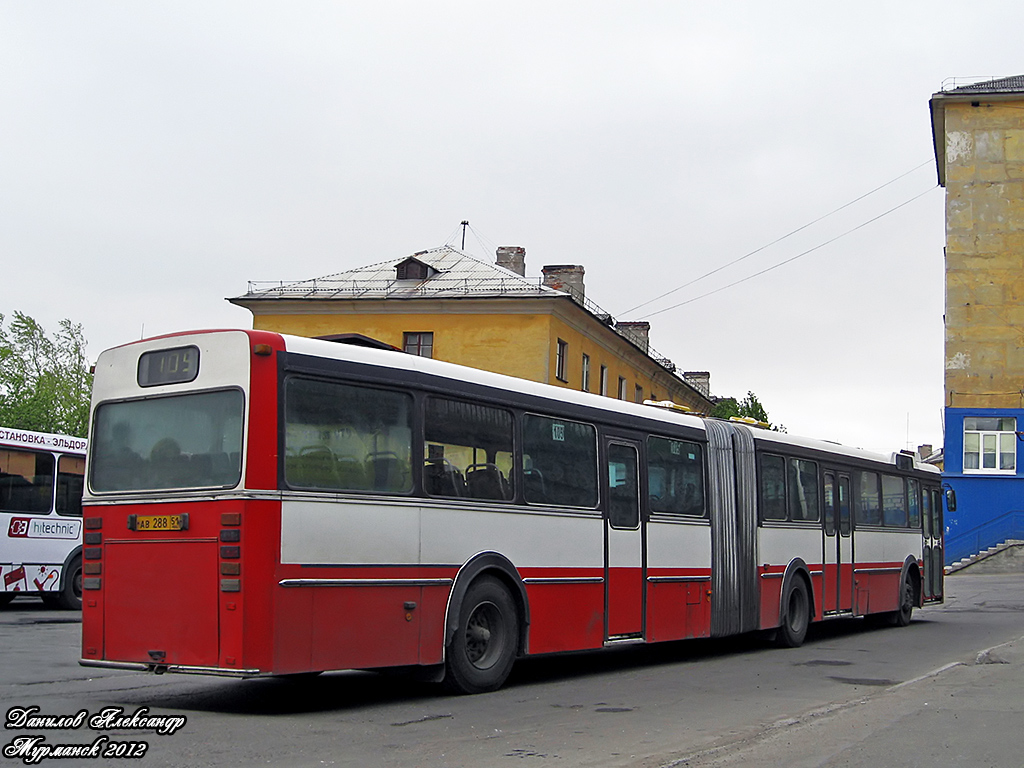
[
  {"xmin": 638, "ymin": 185, "xmax": 938, "ymax": 320},
  {"xmin": 619, "ymin": 160, "xmax": 935, "ymax": 318}
]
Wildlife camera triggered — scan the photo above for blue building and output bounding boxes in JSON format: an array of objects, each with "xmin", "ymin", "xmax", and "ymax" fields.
[{"xmin": 930, "ymin": 76, "xmax": 1024, "ymax": 564}]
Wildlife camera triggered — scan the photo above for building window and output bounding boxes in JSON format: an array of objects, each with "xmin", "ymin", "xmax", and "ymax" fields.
[
  {"xmin": 964, "ymin": 417, "xmax": 1017, "ymax": 473},
  {"xmin": 403, "ymin": 332, "xmax": 433, "ymax": 358},
  {"xmin": 555, "ymin": 339, "xmax": 568, "ymax": 382},
  {"xmin": 599, "ymin": 365, "xmax": 608, "ymax": 396},
  {"xmin": 581, "ymin": 354, "xmax": 591, "ymax": 392},
  {"xmin": 618, "ymin": 376, "xmax": 627, "ymax": 400}
]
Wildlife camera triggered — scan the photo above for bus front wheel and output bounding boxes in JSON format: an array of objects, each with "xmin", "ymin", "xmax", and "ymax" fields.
[
  {"xmin": 445, "ymin": 576, "xmax": 519, "ymax": 694},
  {"xmin": 776, "ymin": 577, "xmax": 810, "ymax": 648},
  {"xmin": 888, "ymin": 573, "xmax": 915, "ymax": 628}
]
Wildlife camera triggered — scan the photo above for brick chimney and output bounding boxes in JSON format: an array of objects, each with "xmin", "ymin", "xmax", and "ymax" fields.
[
  {"xmin": 682, "ymin": 371, "xmax": 711, "ymax": 398},
  {"xmin": 615, "ymin": 321, "xmax": 651, "ymax": 354},
  {"xmin": 541, "ymin": 264, "xmax": 585, "ymax": 304},
  {"xmin": 496, "ymin": 246, "xmax": 526, "ymax": 276}
]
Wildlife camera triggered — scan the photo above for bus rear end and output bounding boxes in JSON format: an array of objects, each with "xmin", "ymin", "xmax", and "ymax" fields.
[{"xmin": 81, "ymin": 330, "xmax": 281, "ymax": 675}]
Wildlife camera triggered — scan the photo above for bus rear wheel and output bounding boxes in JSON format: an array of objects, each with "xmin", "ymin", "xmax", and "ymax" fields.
[
  {"xmin": 445, "ymin": 576, "xmax": 519, "ymax": 694},
  {"xmin": 43, "ymin": 557, "xmax": 82, "ymax": 611},
  {"xmin": 776, "ymin": 577, "xmax": 810, "ymax": 648}
]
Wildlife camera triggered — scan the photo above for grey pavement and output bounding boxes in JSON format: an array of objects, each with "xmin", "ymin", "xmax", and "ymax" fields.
[{"xmin": 655, "ymin": 631, "xmax": 1024, "ymax": 767}]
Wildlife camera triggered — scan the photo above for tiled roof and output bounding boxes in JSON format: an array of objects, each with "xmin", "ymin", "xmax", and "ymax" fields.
[
  {"xmin": 942, "ymin": 75, "xmax": 1024, "ymax": 94},
  {"xmin": 238, "ymin": 246, "xmax": 559, "ymax": 301}
]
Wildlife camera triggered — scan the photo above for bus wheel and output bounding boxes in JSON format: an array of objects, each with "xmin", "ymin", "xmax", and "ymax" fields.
[
  {"xmin": 53, "ymin": 557, "xmax": 83, "ymax": 611},
  {"xmin": 888, "ymin": 574, "xmax": 914, "ymax": 628},
  {"xmin": 776, "ymin": 577, "xmax": 810, "ymax": 648},
  {"xmin": 445, "ymin": 576, "xmax": 519, "ymax": 694}
]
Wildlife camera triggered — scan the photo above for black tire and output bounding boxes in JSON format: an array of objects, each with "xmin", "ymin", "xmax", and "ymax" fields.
[
  {"xmin": 888, "ymin": 573, "xmax": 915, "ymax": 628},
  {"xmin": 445, "ymin": 576, "xmax": 519, "ymax": 694},
  {"xmin": 51, "ymin": 557, "xmax": 83, "ymax": 610},
  {"xmin": 0, "ymin": 593, "xmax": 14, "ymax": 609},
  {"xmin": 776, "ymin": 577, "xmax": 810, "ymax": 648}
]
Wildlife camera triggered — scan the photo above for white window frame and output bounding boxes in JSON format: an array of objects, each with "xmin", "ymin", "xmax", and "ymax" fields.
[{"xmin": 963, "ymin": 416, "xmax": 1017, "ymax": 474}]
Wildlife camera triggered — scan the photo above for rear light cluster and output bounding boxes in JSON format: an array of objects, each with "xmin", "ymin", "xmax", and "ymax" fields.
[
  {"xmin": 220, "ymin": 512, "xmax": 241, "ymax": 592},
  {"xmin": 83, "ymin": 517, "xmax": 103, "ymax": 591}
]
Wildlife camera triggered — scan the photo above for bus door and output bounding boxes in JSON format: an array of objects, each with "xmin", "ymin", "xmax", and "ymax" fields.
[
  {"xmin": 604, "ymin": 440, "xmax": 644, "ymax": 639},
  {"xmin": 923, "ymin": 487, "xmax": 944, "ymax": 601},
  {"xmin": 822, "ymin": 472, "xmax": 854, "ymax": 613}
]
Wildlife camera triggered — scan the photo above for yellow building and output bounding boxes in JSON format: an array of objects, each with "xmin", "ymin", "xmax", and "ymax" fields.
[
  {"xmin": 229, "ymin": 245, "xmax": 714, "ymax": 413},
  {"xmin": 929, "ymin": 74, "xmax": 1024, "ymax": 563}
]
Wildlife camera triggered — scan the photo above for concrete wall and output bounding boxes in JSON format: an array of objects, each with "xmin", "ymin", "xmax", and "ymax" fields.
[{"xmin": 943, "ymin": 100, "xmax": 1024, "ymax": 408}]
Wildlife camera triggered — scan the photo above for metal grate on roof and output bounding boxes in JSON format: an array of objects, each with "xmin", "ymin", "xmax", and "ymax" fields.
[
  {"xmin": 940, "ymin": 75, "xmax": 1024, "ymax": 94},
  {"xmin": 238, "ymin": 245, "xmax": 707, "ymax": 401},
  {"xmin": 242, "ymin": 246, "xmax": 557, "ymax": 301}
]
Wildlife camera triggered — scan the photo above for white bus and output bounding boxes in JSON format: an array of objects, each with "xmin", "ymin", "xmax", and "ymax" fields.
[{"xmin": 1, "ymin": 427, "xmax": 87, "ymax": 609}]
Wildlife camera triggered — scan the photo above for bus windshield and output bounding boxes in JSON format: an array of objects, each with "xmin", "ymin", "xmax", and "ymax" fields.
[{"xmin": 90, "ymin": 390, "xmax": 245, "ymax": 492}]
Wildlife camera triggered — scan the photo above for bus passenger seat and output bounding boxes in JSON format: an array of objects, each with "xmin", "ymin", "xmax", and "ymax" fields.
[{"xmin": 466, "ymin": 464, "xmax": 508, "ymax": 500}]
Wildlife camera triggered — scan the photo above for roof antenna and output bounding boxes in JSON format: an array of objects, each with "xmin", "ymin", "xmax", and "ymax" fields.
[{"xmin": 460, "ymin": 220, "xmax": 469, "ymax": 250}]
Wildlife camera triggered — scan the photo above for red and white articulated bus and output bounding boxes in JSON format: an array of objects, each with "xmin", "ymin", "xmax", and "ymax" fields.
[
  {"xmin": 80, "ymin": 330, "xmax": 946, "ymax": 693},
  {"xmin": 1, "ymin": 427, "xmax": 87, "ymax": 609}
]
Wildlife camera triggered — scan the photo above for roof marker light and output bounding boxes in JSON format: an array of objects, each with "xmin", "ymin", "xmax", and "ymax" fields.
[
  {"xmin": 643, "ymin": 399, "xmax": 693, "ymax": 414},
  {"xmin": 729, "ymin": 416, "xmax": 771, "ymax": 430}
]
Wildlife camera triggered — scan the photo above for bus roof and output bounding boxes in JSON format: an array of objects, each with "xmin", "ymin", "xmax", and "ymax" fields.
[
  {"xmin": 104, "ymin": 329, "xmax": 935, "ymax": 475},
  {"xmin": 275, "ymin": 332, "xmax": 935, "ymax": 474}
]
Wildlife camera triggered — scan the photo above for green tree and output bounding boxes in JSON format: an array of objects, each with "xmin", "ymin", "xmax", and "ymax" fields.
[
  {"xmin": 711, "ymin": 390, "xmax": 784, "ymax": 432},
  {"xmin": 0, "ymin": 311, "xmax": 93, "ymax": 437}
]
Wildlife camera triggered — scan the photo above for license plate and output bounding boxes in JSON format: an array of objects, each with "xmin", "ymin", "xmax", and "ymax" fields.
[{"xmin": 129, "ymin": 514, "xmax": 188, "ymax": 532}]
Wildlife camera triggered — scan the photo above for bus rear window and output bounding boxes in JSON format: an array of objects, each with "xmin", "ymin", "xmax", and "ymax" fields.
[{"xmin": 90, "ymin": 390, "xmax": 244, "ymax": 492}]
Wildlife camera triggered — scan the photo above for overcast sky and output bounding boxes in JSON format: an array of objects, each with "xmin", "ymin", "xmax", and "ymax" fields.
[{"xmin": 3, "ymin": 2, "xmax": 1022, "ymax": 453}]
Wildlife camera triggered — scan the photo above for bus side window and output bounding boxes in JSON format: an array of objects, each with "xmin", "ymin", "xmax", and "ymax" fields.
[
  {"xmin": 647, "ymin": 436, "xmax": 705, "ymax": 517},
  {"xmin": 760, "ymin": 454, "xmax": 787, "ymax": 521},
  {"xmin": 522, "ymin": 415, "xmax": 598, "ymax": 508},
  {"xmin": 881, "ymin": 475, "xmax": 907, "ymax": 527},
  {"xmin": 0, "ymin": 448, "xmax": 55, "ymax": 514},
  {"xmin": 283, "ymin": 377, "xmax": 413, "ymax": 494},
  {"xmin": 855, "ymin": 471, "xmax": 881, "ymax": 526},
  {"xmin": 787, "ymin": 458, "xmax": 819, "ymax": 521},
  {"xmin": 423, "ymin": 397, "xmax": 514, "ymax": 502},
  {"xmin": 56, "ymin": 455, "xmax": 86, "ymax": 516}
]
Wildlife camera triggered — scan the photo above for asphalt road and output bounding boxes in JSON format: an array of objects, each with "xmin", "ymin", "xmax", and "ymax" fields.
[{"xmin": 1, "ymin": 572, "xmax": 1022, "ymax": 768}]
